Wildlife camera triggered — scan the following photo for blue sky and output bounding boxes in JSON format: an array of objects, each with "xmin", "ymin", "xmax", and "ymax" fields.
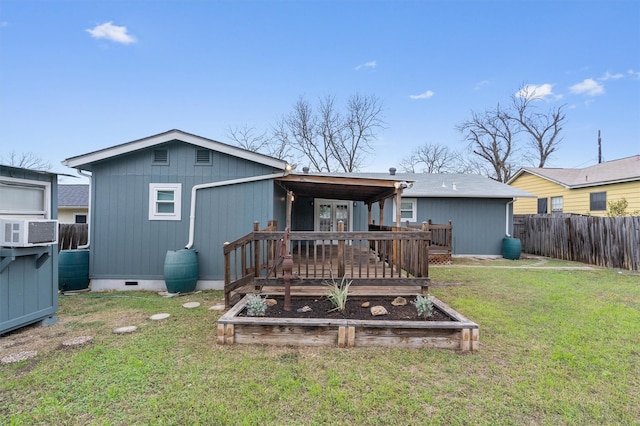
[{"xmin": 1, "ymin": 0, "xmax": 638, "ymax": 180}]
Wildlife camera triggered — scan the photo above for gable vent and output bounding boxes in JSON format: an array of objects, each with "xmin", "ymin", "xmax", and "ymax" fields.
[
  {"xmin": 153, "ymin": 149, "xmax": 168, "ymax": 164},
  {"xmin": 195, "ymin": 149, "xmax": 211, "ymax": 164}
]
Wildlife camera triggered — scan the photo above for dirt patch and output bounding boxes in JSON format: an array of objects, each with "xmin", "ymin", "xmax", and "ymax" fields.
[{"xmin": 239, "ymin": 295, "xmax": 453, "ymax": 321}]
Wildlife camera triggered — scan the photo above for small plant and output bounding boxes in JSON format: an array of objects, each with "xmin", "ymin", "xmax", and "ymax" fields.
[
  {"xmin": 246, "ymin": 294, "xmax": 267, "ymax": 317},
  {"xmin": 323, "ymin": 274, "xmax": 352, "ymax": 312},
  {"xmin": 411, "ymin": 294, "xmax": 433, "ymax": 319}
]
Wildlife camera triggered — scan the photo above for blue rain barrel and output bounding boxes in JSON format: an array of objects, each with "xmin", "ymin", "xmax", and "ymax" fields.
[
  {"xmin": 59, "ymin": 249, "xmax": 90, "ymax": 291},
  {"xmin": 164, "ymin": 249, "xmax": 198, "ymax": 294},
  {"xmin": 502, "ymin": 238, "xmax": 522, "ymax": 260}
]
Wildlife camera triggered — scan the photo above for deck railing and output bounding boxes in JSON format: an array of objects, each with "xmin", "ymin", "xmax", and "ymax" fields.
[{"xmin": 223, "ymin": 220, "xmax": 432, "ymax": 307}]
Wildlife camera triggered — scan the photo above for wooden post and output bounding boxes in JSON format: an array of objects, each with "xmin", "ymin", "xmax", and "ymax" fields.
[
  {"xmin": 367, "ymin": 203, "xmax": 372, "ymax": 226},
  {"xmin": 379, "ymin": 198, "xmax": 385, "ymax": 227},
  {"xmin": 337, "ymin": 220, "xmax": 345, "ymax": 278},
  {"xmin": 223, "ymin": 241, "xmax": 231, "ymax": 308}
]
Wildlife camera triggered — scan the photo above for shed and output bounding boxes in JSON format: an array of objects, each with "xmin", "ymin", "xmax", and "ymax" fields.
[{"xmin": 0, "ymin": 165, "xmax": 59, "ymax": 334}]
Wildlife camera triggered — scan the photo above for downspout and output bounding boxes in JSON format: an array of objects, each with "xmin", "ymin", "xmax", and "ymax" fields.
[
  {"xmin": 77, "ymin": 169, "xmax": 92, "ymax": 249},
  {"xmin": 184, "ymin": 171, "xmax": 289, "ymax": 249},
  {"xmin": 505, "ymin": 198, "xmax": 516, "ymax": 237}
]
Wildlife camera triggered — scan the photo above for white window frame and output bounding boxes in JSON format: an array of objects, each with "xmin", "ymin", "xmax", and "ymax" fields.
[
  {"xmin": 0, "ymin": 176, "xmax": 52, "ymax": 219},
  {"xmin": 148, "ymin": 183, "xmax": 182, "ymax": 221},
  {"xmin": 393, "ymin": 198, "xmax": 417, "ymax": 223},
  {"xmin": 551, "ymin": 196, "xmax": 563, "ymax": 213}
]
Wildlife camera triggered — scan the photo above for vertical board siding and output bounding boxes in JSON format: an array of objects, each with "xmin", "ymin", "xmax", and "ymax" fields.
[
  {"xmin": 90, "ymin": 141, "xmax": 278, "ymax": 280},
  {"xmin": 376, "ymin": 198, "xmax": 509, "ymax": 255},
  {"xmin": 522, "ymin": 214, "xmax": 639, "ymax": 270}
]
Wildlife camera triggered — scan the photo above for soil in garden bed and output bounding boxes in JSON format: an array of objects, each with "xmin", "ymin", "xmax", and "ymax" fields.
[{"xmin": 240, "ymin": 296, "xmax": 453, "ymax": 322}]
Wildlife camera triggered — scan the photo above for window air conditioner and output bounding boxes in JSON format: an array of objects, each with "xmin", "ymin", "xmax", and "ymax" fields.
[{"xmin": 0, "ymin": 219, "xmax": 58, "ymax": 247}]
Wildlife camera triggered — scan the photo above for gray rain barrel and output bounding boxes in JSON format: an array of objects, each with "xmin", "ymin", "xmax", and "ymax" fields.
[
  {"xmin": 164, "ymin": 249, "xmax": 198, "ymax": 294},
  {"xmin": 502, "ymin": 237, "xmax": 522, "ymax": 260},
  {"xmin": 58, "ymin": 249, "xmax": 90, "ymax": 291}
]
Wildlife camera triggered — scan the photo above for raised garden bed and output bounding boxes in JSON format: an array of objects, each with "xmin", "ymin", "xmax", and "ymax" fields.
[{"xmin": 217, "ymin": 294, "xmax": 479, "ymax": 351}]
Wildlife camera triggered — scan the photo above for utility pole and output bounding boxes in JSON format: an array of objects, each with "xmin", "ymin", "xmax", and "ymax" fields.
[{"xmin": 598, "ymin": 130, "xmax": 602, "ymax": 164}]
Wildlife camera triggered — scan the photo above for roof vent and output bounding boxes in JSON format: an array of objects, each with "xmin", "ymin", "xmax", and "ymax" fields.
[
  {"xmin": 389, "ymin": 167, "xmax": 396, "ymax": 176},
  {"xmin": 303, "ymin": 167, "xmax": 309, "ymax": 174}
]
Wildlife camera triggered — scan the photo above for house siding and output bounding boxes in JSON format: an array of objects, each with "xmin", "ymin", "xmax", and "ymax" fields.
[
  {"xmin": 371, "ymin": 197, "xmax": 511, "ymax": 255},
  {"xmin": 511, "ymin": 172, "xmax": 640, "ymax": 216},
  {"xmin": 89, "ymin": 141, "xmax": 279, "ymax": 282}
]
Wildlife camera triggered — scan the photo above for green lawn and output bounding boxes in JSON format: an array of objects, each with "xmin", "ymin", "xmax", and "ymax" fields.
[{"xmin": 2, "ymin": 259, "xmax": 639, "ymax": 425}]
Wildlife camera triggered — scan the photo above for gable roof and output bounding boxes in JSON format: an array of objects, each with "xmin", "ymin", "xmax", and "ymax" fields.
[
  {"xmin": 62, "ymin": 129, "xmax": 288, "ymax": 171},
  {"xmin": 507, "ymin": 155, "xmax": 640, "ymax": 189},
  {"xmin": 284, "ymin": 171, "xmax": 535, "ymax": 199},
  {"xmin": 58, "ymin": 184, "xmax": 89, "ymax": 207}
]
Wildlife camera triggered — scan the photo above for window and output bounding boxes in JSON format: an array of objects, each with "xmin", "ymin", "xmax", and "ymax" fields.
[
  {"xmin": 393, "ymin": 198, "xmax": 417, "ymax": 222},
  {"xmin": 74, "ymin": 214, "xmax": 87, "ymax": 224},
  {"xmin": 590, "ymin": 191, "xmax": 607, "ymax": 211},
  {"xmin": 551, "ymin": 196, "xmax": 563, "ymax": 213},
  {"xmin": 149, "ymin": 183, "xmax": 182, "ymax": 221},
  {"xmin": 0, "ymin": 177, "xmax": 50, "ymax": 218},
  {"xmin": 195, "ymin": 149, "xmax": 212, "ymax": 165},
  {"xmin": 537, "ymin": 198, "xmax": 548, "ymax": 214},
  {"xmin": 153, "ymin": 149, "xmax": 169, "ymax": 164}
]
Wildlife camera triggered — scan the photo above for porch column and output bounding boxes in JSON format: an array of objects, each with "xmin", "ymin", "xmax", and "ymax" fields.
[
  {"xmin": 395, "ymin": 189, "xmax": 403, "ymax": 227},
  {"xmin": 379, "ymin": 198, "xmax": 385, "ymax": 226}
]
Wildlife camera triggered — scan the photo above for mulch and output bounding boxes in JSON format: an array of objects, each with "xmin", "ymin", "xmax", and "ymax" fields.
[{"xmin": 240, "ymin": 295, "xmax": 452, "ymax": 321}]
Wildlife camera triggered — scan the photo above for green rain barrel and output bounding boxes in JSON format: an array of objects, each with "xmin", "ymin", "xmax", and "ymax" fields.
[
  {"xmin": 164, "ymin": 249, "xmax": 198, "ymax": 294},
  {"xmin": 59, "ymin": 249, "xmax": 90, "ymax": 291},
  {"xmin": 502, "ymin": 237, "xmax": 522, "ymax": 260}
]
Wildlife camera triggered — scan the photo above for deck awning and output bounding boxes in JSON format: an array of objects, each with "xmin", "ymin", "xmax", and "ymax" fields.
[{"xmin": 276, "ymin": 173, "xmax": 413, "ymax": 205}]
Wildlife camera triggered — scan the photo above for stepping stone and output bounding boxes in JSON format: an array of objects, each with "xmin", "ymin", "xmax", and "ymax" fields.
[
  {"xmin": 149, "ymin": 313, "xmax": 171, "ymax": 321},
  {"xmin": 182, "ymin": 302, "xmax": 200, "ymax": 309},
  {"xmin": 208, "ymin": 304, "xmax": 226, "ymax": 311},
  {"xmin": 113, "ymin": 326, "xmax": 137, "ymax": 334},
  {"xmin": 1, "ymin": 350, "xmax": 38, "ymax": 364},
  {"xmin": 62, "ymin": 336, "xmax": 94, "ymax": 347}
]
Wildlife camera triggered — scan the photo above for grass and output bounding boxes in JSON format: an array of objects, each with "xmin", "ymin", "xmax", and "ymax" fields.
[{"xmin": 1, "ymin": 258, "xmax": 639, "ymax": 425}]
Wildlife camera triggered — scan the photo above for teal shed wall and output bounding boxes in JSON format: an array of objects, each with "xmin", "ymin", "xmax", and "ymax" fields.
[
  {"xmin": 88, "ymin": 141, "xmax": 280, "ymax": 281},
  {"xmin": 372, "ymin": 197, "xmax": 512, "ymax": 255},
  {"xmin": 0, "ymin": 166, "xmax": 58, "ymax": 334}
]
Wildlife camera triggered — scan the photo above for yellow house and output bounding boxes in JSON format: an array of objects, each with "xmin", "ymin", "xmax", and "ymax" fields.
[
  {"xmin": 58, "ymin": 184, "xmax": 89, "ymax": 224},
  {"xmin": 508, "ymin": 155, "xmax": 640, "ymax": 216}
]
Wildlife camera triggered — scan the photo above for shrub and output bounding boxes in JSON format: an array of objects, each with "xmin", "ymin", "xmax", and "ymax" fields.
[
  {"xmin": 246, "ymin": 294, "xmax": 267, "ymax": 317},
  {"xmin": 323, "ymin": 275, "xmax": 352, "ymax": 312},
  {"xmin": 411, "ymin": 294, "xmax": 433, "ymax": 319}
]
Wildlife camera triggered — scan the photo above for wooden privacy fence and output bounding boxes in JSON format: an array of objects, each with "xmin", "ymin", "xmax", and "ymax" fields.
[
  {"xmin": 223, "ymin": 220, "xmax": 432, "ymax": 307},
  {"xmin": 521, "ymin": 214, "xmax": 640, "ymax": 270},
  {"xmin": 58, "ymin": 224, "xmax": 88, "ymax": 251}
]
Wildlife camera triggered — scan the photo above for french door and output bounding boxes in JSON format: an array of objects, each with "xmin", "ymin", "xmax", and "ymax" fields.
[{"xmin": 314, "ymin": 199, "xmax": 351, "ymax": 239}]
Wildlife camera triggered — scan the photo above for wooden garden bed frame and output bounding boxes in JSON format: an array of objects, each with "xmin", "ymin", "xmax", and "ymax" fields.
[{"xmin": 217, "ymin": 294, "xmax": 479, "ymax": 352}]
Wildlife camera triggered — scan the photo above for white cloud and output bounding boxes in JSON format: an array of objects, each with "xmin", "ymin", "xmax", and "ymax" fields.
[
  {"xmin": 355, "ymin": 61, "xmax": 377, "ymax": 71},
  {"xmin": 86, "ymin": 22, "xmax": 136, "ymax": 44},
  {"xmin": 516, "ymin": 83, "xmax": 554, "ymax": 100},
  {"xmin": 474, "ymin": 80, "xmax": 490, "ymax": 90},
  {"xmin": 409, "ymin": 90, "xmax": 434, "ymax": 100},
  {"xmin": 569, "ymin": 78, "xmax": 605, "ymax": 96},
  {"xmin": 599, "ymin": 72, "xmax": 624, "ymax": 81},
  {"xmin": 628, "ymin": 69, "xmax": 640, "ymax": 79}
]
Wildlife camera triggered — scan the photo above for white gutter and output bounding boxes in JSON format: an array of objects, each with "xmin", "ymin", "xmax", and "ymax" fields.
[
  {"xmin": 505, "ymin": 198, "xmax": 516, "ymax": 237},
  {"xmin": 77, "ymin": 169, "xmax": 92, "ymax": 249},
  {"xmin": 184, "ymin": 171, "xmax": 288, "ymax": 249}
]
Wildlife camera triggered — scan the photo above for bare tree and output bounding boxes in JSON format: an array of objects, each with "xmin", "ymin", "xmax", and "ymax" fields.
[
  {"xmin": 507, "ymin": 84, "xmax": 566, "ymax": 167},
  {"xmin": 272, "ymin": 93, "xmax": 384, "ymax": 172},
  {"xmin": 457, "ymin": 104, "xmax": 518, "ymax": 182},
  {"xmin": 398, "ymin": 143, "xmax": 462, "ymax": 173},
  {"xmin": 226, "ymin": 124, "xmax": 289, "ymax": 160},
  {"xmin": 2, "ymin": 151, "xmax": 52, "ymax": 171}
]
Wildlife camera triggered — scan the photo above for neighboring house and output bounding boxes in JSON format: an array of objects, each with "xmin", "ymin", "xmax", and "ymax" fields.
[
  {"xmin": 0, "ymin": 165, "xmax": 59, "ymax": 333},
  {"xmin": 508, "ymin": 155, "xmax": 640, "ymax": 216},
  {"xmin": 58, "ymin": 184, "xmax": 89, "ymax": 224},
  {"xmin": 62, "ymin": 129, "xmax": 533, "ymax": 292}
]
